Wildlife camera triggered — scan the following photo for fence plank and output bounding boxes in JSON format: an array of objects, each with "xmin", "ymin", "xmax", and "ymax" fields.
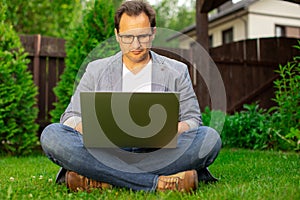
[
  {"xmin": 40, "ymin": 36, "xmax": 66, "ymax": 58},
  {"xmin": 38, "ymin": 57, "xmax": 48, "ymax": 125},
  {"xmin": 33, "ymin": 35, "xmax": 41, "ymax": 87},
  {"xmin": 48, "ymin": 58, "xmax": 59, "ymax": 116}
]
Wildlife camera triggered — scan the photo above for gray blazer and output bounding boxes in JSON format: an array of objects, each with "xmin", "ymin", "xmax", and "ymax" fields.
[{"xmin": 60, "ymin": 51, "xmax": 202, "ymax": 129}]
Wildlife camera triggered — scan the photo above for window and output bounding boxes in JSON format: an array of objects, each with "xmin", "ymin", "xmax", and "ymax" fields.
[
  {"xmin": 276, "ymin": 25, "xmax": 300, "ymax": 38},
  {"xmin": 275, "ymin": 25, "xmax": 285, "ymax": 37},
  {"xmin": 209, "ymin": 35, "xmax": 213, "ymax": 48},
  {"xmin": 222, "ymin": 28, "xmax": 233, "ymax": 45},
  {"xmin": 286, "ymin": 26, "xmax": 300, "ymax": 38}
]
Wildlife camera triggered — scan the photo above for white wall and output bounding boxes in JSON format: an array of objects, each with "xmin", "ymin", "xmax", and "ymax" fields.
[
  {"xmin": 209, "ymin": 13, "xmax": 248, "ymax": 47},
  {"xmin": 178, "ymin": 33, "xmax": 196, "ymax": 49},
  {"xmin": 248, "ymin": 0, "xmax": 300, "ymax": 39},
  {"xmin": 249, "ymin": 0, "xmax": 300, "ymax": 18}
]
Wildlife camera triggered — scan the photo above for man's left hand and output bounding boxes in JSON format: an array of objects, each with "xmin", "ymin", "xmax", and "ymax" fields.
[{"xmin": 177, "ymin": 121, "xmax": 190, "ymax": 135}]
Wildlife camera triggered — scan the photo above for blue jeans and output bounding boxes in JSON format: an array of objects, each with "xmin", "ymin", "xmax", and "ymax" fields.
[{"xmin": 40, "ymin": 123, "xmax": 221, "ymax": 191}]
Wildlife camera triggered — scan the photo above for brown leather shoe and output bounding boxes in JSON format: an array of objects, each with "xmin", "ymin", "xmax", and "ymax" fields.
[
  {"xmin": 157, "ymin": 170, "xmax": 198, "ymax": 192},
  {"xmin": 65, "ymin": 171, "xmax": 112, "ymax": 192}
]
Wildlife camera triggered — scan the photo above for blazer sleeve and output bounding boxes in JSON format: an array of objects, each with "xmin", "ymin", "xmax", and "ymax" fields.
[
  {"xmin": 60, "ymin": 64, "xmax": 96, "ymax": 124},
  {"xmin": 177, "ymin": 65, "xmax": 203, "ymax": 129}
]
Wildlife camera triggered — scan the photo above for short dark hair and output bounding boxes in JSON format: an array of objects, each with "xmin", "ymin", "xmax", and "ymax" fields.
[{"xmin": 114, "ymin": 0, "xmax": 156, "ymax": 33}]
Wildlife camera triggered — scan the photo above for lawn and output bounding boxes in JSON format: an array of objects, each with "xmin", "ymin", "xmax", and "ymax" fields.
[{"xmin": 0, "ymin": 148, "xmax": 299, "ymax": 200}]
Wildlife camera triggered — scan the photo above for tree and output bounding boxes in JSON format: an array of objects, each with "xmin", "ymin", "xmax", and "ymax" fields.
[
  {"xmin": 113, "ymin": 0, "xmax": 123, "ymax": 9},
  {"xmin": 152, "ymin": 0, "xmax": 196, "ymax": 48},
  {"xmin": 154, "ymin": 0, "xmax": 195, "ymax": 31},
  {"xmin": 50, "ymin": 0, "xmax": 119, "ymax": 122},
  {"xmin": 1, "ymin": 0, "xmax": 82, "ymax": 38},
  {"xmin": 0, "ymin": 4, "xmax": 39, "ymax": 155}
]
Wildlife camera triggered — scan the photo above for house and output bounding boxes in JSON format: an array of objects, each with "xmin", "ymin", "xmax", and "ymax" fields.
[{"xmin": 169, "ymin": 0, "xmax": 300, "ymax": 48}]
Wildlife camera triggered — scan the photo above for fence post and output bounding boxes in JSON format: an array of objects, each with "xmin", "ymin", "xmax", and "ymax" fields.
[{"xmin": 33, "ymin": 34, "xmax": 41, "ymax": 87}]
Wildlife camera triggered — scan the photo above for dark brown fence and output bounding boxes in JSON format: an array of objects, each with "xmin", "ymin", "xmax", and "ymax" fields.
[
  {"xmin": 20, "ymin": 34, "xmax": 66, "ymax": 130},
  {"xmin": 154, "ymin": 38, "xmax": 299, "ymax": 113},
  {"xmin": 20, "ymin": 35, "xmax": 299, "ymax": 131},
  {"xmin": 207, "ymin": 37, "xmax": 298, "ymax": 113}
]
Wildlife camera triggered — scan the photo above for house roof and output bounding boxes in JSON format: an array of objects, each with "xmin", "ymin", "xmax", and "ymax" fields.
[
  {"xmin": 167, "ymin": 0, "xmax": 258, "ymax": 41},
  {"xmin": 201, "ymin": 0, "xmax": 229, "ymax": 12},
  {"xmin": 284, "ymin": 0, "xmax": 300, "ymax": 4},
  {"xmin": 209, "ymin": 0, "xmax": 258, "ymax": 22},
  {"xmin": 167, "ymin": 0, "xmax": 300, "ymax": 41}
]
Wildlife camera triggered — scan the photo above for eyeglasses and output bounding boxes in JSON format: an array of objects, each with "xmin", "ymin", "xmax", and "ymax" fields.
[{"xmin": 118, "ymin": 34, "xmax": 152, "ymax": 44}]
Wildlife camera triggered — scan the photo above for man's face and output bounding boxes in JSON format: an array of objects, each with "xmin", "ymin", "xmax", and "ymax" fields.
[{"xmin": 115, "ymin": 12, "xmax": 155, "ymax": 66}]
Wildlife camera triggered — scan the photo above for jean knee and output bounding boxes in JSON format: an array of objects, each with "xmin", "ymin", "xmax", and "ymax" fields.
[
  {"xmin": 40, "ymin": 123, "xmax": 62, "ymax": 150},
  {"xmin": 209, "ymin": 127, "xmax": 222, "ymax": 152},
  {"xmin": 198, "ymin": 126, "xmax": 222, "ymax": 159}
]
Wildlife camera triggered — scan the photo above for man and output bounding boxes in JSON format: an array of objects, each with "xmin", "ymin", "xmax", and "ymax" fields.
[{"xmin": 41, "ymin": 0, "xmax": 221, "ymax": 193}]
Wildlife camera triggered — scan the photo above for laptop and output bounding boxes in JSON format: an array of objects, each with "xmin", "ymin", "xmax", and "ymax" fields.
[{"xmin": 80, "ymin": 92, "xmax": 179, "ymax": 148}]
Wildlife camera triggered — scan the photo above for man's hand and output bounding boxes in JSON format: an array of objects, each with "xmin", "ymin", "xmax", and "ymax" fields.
[
  {"xmin": 74, "ymin": 122, "xmax": 83, "ymax": 134},
  {"xmin": 177, "ymin": 121, "xmax": 190, "ymax": 135}
]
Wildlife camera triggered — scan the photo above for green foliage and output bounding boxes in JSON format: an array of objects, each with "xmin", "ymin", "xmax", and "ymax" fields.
[
  {"xmin": 154, "ymin": 0, "xmax": 195, "ymax": 31},
  {"xmin": 112, "ymin": 0, "xmax": 123, "ymax": 9},
  {"xmin": 203, "ymin": 104, "xmax": 275, "ymax": 150},
  {"xmin": 0, "ymin": 5, "xmax": 39, "ymax": 155},
  {"xmin": 50, "ymin": 0, "xmax": 119, "ymax": 123},
  {"xmin": 223, "ymin": 104, "xmax": 275, "ymax": 150},
  {"xmin": 202, "ymin": 107, "xmax": 226, "ymax": 135},
  {"xmin": 269, "ymin": 41, "xmax": 300, "ymax": 150},
  {"xmin": 152, "ymin": 0, "xmax": 196, "ymax": 48},
  {"xmin": 2, "ymin": 0, "xmax": 82, "ymax": 38}
]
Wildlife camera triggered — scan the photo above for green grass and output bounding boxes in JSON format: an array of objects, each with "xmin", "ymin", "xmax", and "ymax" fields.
[{"xmin": 0, "ymin": 149, "xmax": 299, "ymax": 200}]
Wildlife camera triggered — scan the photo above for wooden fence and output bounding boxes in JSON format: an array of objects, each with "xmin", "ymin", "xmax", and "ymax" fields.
[
  {"xmin": 20, "ymin": 35, "xmax": 299, "ymax": 131},
  {"xmin": 154, "ymin": 38, "xmax": 299, "ymax": 113},
  {"xmin": 208, "ymin": 37, "xmax": 298, "ymax": 113},
  {"xmin": 20, "ymin": 34, "xmax": 66, "ymax": 130}
]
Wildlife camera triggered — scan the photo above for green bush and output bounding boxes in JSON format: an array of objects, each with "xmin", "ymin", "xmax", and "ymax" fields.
[
  {"xmin": 224, "ymin": 104, "xmax": 276, "ymax": 150},
  {"xmin": 203, "ymin": 101, "xmax": 298, "ymax": 151},
  {"xmin": 0, "ymin": 5, "xmax": 39, "ymax": 155},
  {"xmin": 269, "ymin": 41, "xmax": 300, "ymax": 150},
  {"xmin": 203, "ymin": 104, "xmax": 275, "ymax": 150},
  {"xmin": 202, "ymin": 106, "xmax": 226, "ymax": 135},
  {"xmin": 50, "ymin": 0, "xmax": 119, "ymax": 122},
  {"xmin": 3, "ymin": 0, "xmax": 82, "ymax": 38}
]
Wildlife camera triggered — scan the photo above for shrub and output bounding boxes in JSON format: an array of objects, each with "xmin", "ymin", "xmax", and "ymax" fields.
[
  {"xmin": 50, "ymin": 0, "xmax": 119, "ymax": 122},
  {"xmin": 202, "ymin": 106, "xmax": 226, "ymax": 135},
  {"xmin": 269, "ymin": 41, "xmax": 300, "ymax": 150},
  {"xmin": 224, "ymin": 104, "xmax": 276, "ymax": 150},
  {"xmin": 0, "ymin": 5, "xmax": 39, "ymax": 155},
  {"xmin": 202, "ymin": 103, "xmax": 277, "ymax": 150},
  {"xmin": 3, "ymin": 1, "xmax": 81, "ymax": 38}
]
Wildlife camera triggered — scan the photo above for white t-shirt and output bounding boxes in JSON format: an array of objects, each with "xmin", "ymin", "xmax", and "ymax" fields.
[{"xmin": 122, "ymin": 60, "xmax": 152, "ymax": 92}]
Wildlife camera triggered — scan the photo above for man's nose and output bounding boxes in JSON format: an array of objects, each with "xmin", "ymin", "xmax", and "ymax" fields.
[{"xmin": 132, "ymin": 36, "xmax": 141, "ymax": 48}]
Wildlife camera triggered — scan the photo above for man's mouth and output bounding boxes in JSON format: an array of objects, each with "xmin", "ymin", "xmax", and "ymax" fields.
[{"xmin": 130, "ymin": 50, "xmax": 143, "ymax": 55}]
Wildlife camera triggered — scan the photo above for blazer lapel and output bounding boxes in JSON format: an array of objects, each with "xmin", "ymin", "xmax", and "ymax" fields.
[
  {"xmin": 151, "ymin": 51, "xmax": 168, "ymax": 92},
  {"xmin": 109, "ymin": 52, "xmax": 123, "ymax": 91}
]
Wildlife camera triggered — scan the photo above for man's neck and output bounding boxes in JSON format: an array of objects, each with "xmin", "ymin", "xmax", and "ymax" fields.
[{"xmin": 123, "ymin": 56, "xmax": 151, "ymax": 74}]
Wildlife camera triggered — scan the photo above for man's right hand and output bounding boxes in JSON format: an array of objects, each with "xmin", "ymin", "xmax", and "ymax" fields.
[{"xmin": 74, "ymin": 122, "xmax": 83, "ymax": 134}]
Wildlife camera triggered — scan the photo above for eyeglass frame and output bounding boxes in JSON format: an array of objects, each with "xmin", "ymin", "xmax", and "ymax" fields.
[{"xmin": 117, "ymin": 33, "xmax": 153, "ymax": 44}]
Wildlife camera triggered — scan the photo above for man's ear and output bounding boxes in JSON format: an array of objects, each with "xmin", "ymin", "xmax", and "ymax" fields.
[
  {"xmin": 114, "ymin": 28, "xmax": 120, "ymax": 43},
  {"xmin": 151, "ymin": 27, "xmax": 156, "ymax": 40}
]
